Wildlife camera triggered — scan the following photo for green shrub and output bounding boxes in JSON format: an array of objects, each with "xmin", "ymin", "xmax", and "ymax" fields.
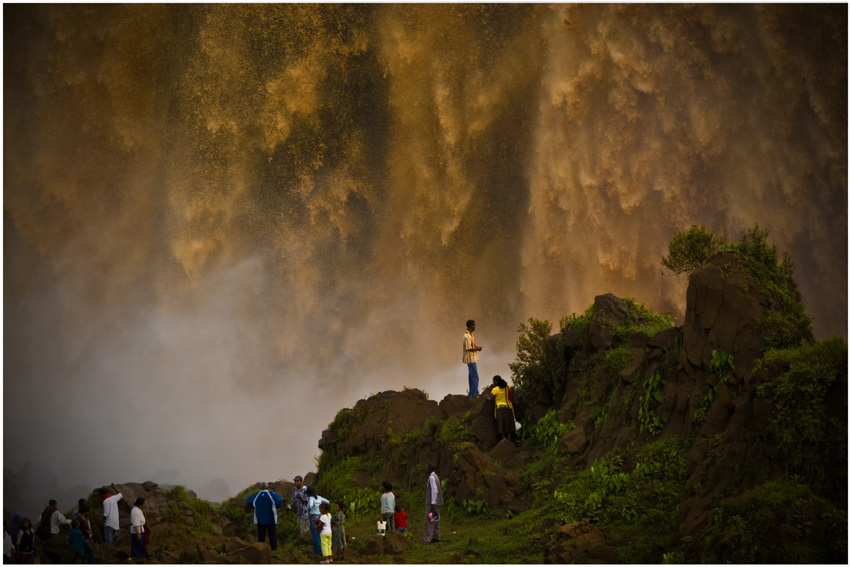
[
  {"xmin": 756, "ymin": 337, "xmax": 847, "ymax": 482},
  {"xmin": 526, "ymin": 408, "xmax": 574, "ymax": 454},
  {"xmin": 616, "ymin": 298, "xmax": 675, "ymax": 342},
  {"xmin": 696, "ymin": 480, "xmax": 845, "ymax": 563},
  {"xmin": 638, "ymin": 372, "xmax": 666, "ymax": 435},
  {"xmin": 728, "ymin": 225, "xmax": 813, "ymax": 349},
  {"xmin": 510, "ymin": 318, "xmax": 567, "ymax": 399},
  {"xmin": 661, "ymin": 224, "xmax": 727, "ymax": 275}
]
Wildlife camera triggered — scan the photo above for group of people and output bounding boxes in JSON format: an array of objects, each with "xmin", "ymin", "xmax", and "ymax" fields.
[
  {"xmin": 464, "ymin": 319, "xmax": 517, "ymax": 442},
  {"xmin": 377, "ymin": 481, "xmax": 407, "ymax": 535},
  {"xmin": 2, "ymin": 489, "xmax": 148, "ymax": 564},
  {"xmin": 245, "ymin": 477, "xmax": 346, "ymax": 564}
]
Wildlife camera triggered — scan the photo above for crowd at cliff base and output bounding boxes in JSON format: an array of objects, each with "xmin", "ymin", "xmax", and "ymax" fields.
[
  {"xmin": 3, "ymin": 489, "xmax": 149, "ymax": 564},
  {"xmin": 2, "ymin": 319, "xmax": 511, "ymax": 564}
]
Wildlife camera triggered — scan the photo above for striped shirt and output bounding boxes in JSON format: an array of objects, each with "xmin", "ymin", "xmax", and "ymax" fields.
[{"xmin": 463, "ymin": 331, "xmax": 479, "ymax": 364}]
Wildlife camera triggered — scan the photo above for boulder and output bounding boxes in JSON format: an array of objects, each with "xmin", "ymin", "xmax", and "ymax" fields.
[
  {"xmin": 383, "ymin": 530, "xmax": 412, "ymax": 554},
  {"xmin": 337, "ymin": 389, "xmax": 442, "ymax": 455},
  {"xmin": 683, "ymin": 254, "xmax": 767, "ymax": 377},
  {"xmin": 490, "ymin": 438, "xmax": 517, "ymax": 464},
  {"xmin": 559, "ymin": 427, "xmax": 588, "ymax": 455},
  {"xmin": 544, "ymin": 522, "xmax": 617, "ymax": 564},
  {"xmin": 222, "ymin": 541, "xmax": 272, "ymax": 564},
  {"xmin": 587, "ymin": 294, "xmax": 629, "ymax": 352}
]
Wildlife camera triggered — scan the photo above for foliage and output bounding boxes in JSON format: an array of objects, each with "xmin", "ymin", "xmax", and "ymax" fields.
[
  {"xmin": 526, "ymin": 408, "xmax": 574, "ymax": 454},
  {"xmin": 313, "ymin": 449, "xmax": 385, "ymax": 520},
  {"xmin": 709, "ymin": 349, "xmax": 735, "ymax": 375},
  {"xmin": 661, "ymin": 224, "xmax": 727, "ymax": 275},
  {"xmin": 616, "ymin": 298, "xmax": 675, "ymax": 342},
  {"xmin": 328, "ymin": 408, "xmax": 353, "ymax": 440},
  {"xmin": 638, "ymin": 372, "xmax": 666, "ymax": 435},
  {"xmin": 756, "ymin": 337, "xmax": 847, "ymax": 482},
  {"xmin": 727, "ymin": 225, "xmax": 813, "ymax": 349},
  {"xmin": 510, "ymin": 318, "xmax": 567, "ymax": 400},
  {"xmin": 695, "ymin": 480, "xmax": 845, "ymax": 563},
  {"xmin": 462, "ymin": 498, "xmax": 487, "ymax": 515},
  {"xmin": 346, "ymin": 488, "xmax": 381, "ymax": 518}
]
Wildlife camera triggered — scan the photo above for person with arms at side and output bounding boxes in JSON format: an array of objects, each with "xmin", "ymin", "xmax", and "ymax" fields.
[
  {"xmin": 316, "ymin": 502, "xmax": 333, "ymax": 564},
  {"xmin": 246, "ymin": 482, "xmax": 284, "ymax": 551},
  {"xmin": 130, "ymin": 497, "xmax": 149, "ymax": 563},
  {"xmin": 463, "ymin": 320, "xmax": 483, "ymax": 397},
  {"xmin": 331, "ymin": 501, "xmax": 346, "ymax": 562},
  {"xmin": 292, "ymin": 475, "xmax": 310, "ymax": 540},
  {"xmin": 380, "ymin": 481, "xmax": 395, "ymax": 531},
  {"xmin": 4, "ymin": 521, "xmax": 15, "ymax": 563},
  {"xmin": 15, "ymin": 518, "xmax": 37, "ymax": 564},
  {"xmin": 422, "ymin": 464, "xmax": 443, "ymax": 543}
]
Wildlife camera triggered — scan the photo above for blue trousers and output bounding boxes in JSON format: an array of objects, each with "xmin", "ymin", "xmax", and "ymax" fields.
[
  {"xmin": 309, "ymin": 514, "xmax": 321, "ymax": 555},
  {"xmin": 468, "ymin": 362, "xmax": 479, "ymax": 397}
]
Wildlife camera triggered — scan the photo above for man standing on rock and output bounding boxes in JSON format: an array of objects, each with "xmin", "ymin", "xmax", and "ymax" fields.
[
  {"xmin": 246, "ymin": 482, "xmax": 284, "ymax": 551},
  {"xmin": 422, "ymin": 464, "xmax": 443, "ymax": 544},
  {"xmin": 292, "ymin": 476, "xmax": 309, "ymax": 539},
  {"xmin": 463, "ymin": 320, "xmax": 483, "ymax": 397}
]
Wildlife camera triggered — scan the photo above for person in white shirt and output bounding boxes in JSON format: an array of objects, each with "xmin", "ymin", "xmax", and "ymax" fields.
[
  {"xmin": 422, "ymin": 464, "xmax": 443, "ymax": 543},
  {"xmin": 130, "ymin": 497, "xmax": 149, "ymax": 561},
  {"xmin": 100, "ymin": 489, "xmax": 123, "ymax": 543}
]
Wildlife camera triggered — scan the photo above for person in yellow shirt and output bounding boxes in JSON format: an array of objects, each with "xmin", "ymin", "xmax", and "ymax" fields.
[
  {"xmin": 489, "ymin": 375, "xmax": 516, "ymax": 442},
  {"xmin": 463, "ymin": 320, "xmax": 483, "ymax": 397}
]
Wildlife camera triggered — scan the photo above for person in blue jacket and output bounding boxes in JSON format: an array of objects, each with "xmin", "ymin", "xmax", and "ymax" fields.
[{"xmin": 246, "ymin": 482, "xmax": 284, "ymax": 551}]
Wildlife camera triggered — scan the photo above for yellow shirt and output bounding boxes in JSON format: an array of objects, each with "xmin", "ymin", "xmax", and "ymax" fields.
[{"xmin": 492, "ymin": 385, "xmax": 513, "ymax": 416}]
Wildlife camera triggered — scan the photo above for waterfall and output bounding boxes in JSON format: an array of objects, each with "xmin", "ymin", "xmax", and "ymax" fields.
[{"xmin": 4, "ymin": 4, "xmax": 845, "ymax": 497}]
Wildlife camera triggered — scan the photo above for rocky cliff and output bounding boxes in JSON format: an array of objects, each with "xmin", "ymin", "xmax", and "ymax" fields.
[{"xmin": 316, "ymin": 250, "xmax": 847, "ymax": 563}]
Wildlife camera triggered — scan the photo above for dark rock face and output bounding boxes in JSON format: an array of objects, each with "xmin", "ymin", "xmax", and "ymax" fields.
[
  {"xmin": 587, "ymin": 294, "xmax": 629, "ymax": 352},
  {"xmin": 683, "ymin": 253, "xmax": 766, "ymax": 381},
  {"xmin": 544, "ymin": 522, "xmax": 618, "ymax": 564},
  {"xmin": 328, "ymin": 389, "xmax": 442, "ymax": 456}
]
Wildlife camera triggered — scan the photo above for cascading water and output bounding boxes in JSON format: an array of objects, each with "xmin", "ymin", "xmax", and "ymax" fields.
[{"xmin": 4, "ymin": 4, "xmax": 846, "ymax": 504}]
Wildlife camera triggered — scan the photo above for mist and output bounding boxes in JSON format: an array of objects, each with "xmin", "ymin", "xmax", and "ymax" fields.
[{"xmin": 4, "ymin": 4, "xmax": 846, "ymax": 510}]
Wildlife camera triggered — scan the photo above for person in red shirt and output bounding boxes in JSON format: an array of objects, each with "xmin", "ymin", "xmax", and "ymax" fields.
[{"xmin": 393, "ymin": 506, "xmax": 408, "ymax": 534}]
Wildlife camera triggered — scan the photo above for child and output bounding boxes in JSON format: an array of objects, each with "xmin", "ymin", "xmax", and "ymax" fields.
[
  {"xmin": 380, "ymin": 482, "xmax": 395, "ymax": 531},
  {"xmin": 393, "ymin": 505, "xmax": 408, "ymax": 534},
  {"xmin": 317, "ymin": 502, "xmax": 333, "ymax": 564},
  {"xmin": 376, "ymin": 518, "xmax": 386, "ymax": 536},
  {"xmin": 68, "ymin": 519, "xmax": 87, "ymax": 564},
  {"xmin": 331, "ymin": 501, "xmax": 345, "ymax": 562}
]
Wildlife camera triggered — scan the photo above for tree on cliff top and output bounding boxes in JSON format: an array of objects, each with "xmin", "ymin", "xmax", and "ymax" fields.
[{"xmin": 661, "ymin": 224, "xmax": 727, "ymax": 275}]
